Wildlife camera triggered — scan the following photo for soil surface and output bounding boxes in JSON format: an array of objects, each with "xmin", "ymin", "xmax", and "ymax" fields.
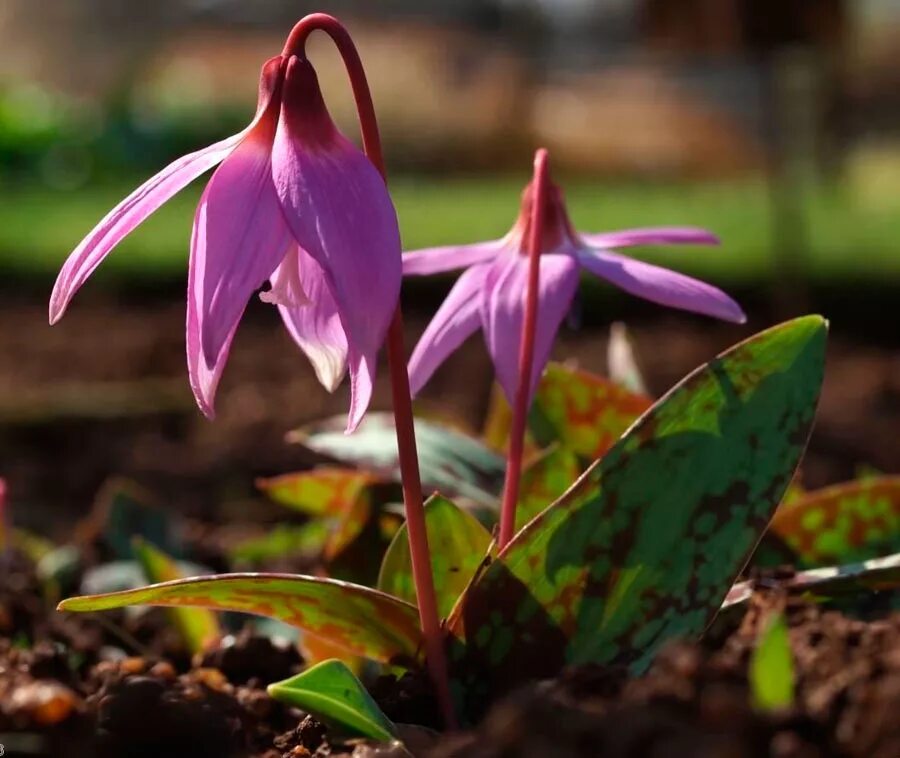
[
  {"xmin": 2, "ymin": 297, "xmax": 899, "ymax": 532},
  {"xmin": 2, "ymin": 296, "xmax": 900, "ymax": 756}
]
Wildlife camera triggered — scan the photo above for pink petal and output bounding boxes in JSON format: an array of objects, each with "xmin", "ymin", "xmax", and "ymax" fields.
[
  {"xmin": 49, "ymin": 136, "xmax": 239, "ymax": 325},
  {"xmin": 403, "ymin": 241, "xmax": 502, "ymax": 276},
  {"xmin": 271, "ymin": 57, "xmax": 401, "ymax": 408},
  {"xmin": 261, "ymin": 243, "xmax": 309, "ymax": 308},
  {"xmin": 407, "ymin": 265, "xmax": 487, "ymax": 396},
  {"xmin": 186, "ymin": 196, "xmax": 238, "ymax": 418},
  {"xmin": 481, "ymin": 252, "xmax": 581, "ymax": 404},
  {"xmin": 194, "ymin": 130, "xmax": 294, "ymax": 368},
  {"xmin": 277, "ymin": 246, "xmax": 349, "ymax": 393},
  {"xmin": 581, "ymin": 227, "xmax": 720, "ymax": 249},
  {"xmin": 50, "ymin": 56, "xmax": 285, "ymax": 325},
  {"xmin": 347, "ymin": 348, "xmax": 375, "ymax": 434},
  {"xmin": 577, "ymin": 247, "xmax": 746, "ymax": 323}
]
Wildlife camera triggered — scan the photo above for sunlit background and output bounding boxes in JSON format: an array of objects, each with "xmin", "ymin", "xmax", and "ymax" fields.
[{"xmin": 1, "ymin": 0, "xmax": 899, "ymax": 524}]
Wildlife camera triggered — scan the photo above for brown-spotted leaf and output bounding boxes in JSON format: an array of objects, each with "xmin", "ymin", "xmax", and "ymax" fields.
[
  {"xmin": 769, "ymin": 476, "xmax": 900, "ymax": 567},
  {"xmin": 378, "ymin": 494, "xmax": 491, "ymax": 619},
  {"xmin": 59, "ymin": 573, "xmax": 421, "ymax": 664},
  {"xmin": 257, "ymin": 468, "xmax": 379, "ymax": 518},
  {"xmin": 517, "ymin": 446, "xmax": 582, "ymax": 530},
  {"xmin": 447, "ymin": 317, "xmax": 827, "ymax": 711},
  {"xmin": 529, "ymin": 362, "xmax": 652, "ymax": 459}
]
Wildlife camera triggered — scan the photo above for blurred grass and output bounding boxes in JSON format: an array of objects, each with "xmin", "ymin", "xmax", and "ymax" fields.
[{"xmin": 0, "ymin": 175, "xmax": 899, "ymax": 283}]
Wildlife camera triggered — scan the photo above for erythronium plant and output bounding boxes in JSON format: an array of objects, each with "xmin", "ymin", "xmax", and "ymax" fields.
[
  {"xmin": 59, "ymin": 317, "xmax": 830, "ymax": 727},
  {"xmin": 403, "ymin": 149, "xmax": 747, "ymax": 546},
  {"xmin": 49, "ymin": 13, "xmax": 455, "ymax": 726}
]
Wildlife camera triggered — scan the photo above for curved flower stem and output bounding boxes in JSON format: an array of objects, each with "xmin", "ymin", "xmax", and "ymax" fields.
[
  {"xmin": 283, "ymin": 14, "xmax": 456, "ymax": 729},
  {"xmin": 497, "ymin": 148, "xmax": 549, "ymax": 550}
]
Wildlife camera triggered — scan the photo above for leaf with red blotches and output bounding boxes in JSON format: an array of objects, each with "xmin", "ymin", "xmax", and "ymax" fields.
[
  {"xmin": 447, "ymin": 317, "xmax": 827, "ymax": 714},
  {"xmin": 529, "ymin": 362, "xmax": 652, "ymax": 460},
  {"xmin": 377, "ymin": 494, "xmax": 491, "ymax": 619},
  {"xmin": 257, "ymin": 467, "xmax": 380, "ymax": 518},
  {"xmin": 768, "ymin": 476, "xmax": 900, "ymax": 567},
  {"xmin": 59, "ymin": 573, "xmax": 421, "ymax": 665},
  {"xmin": 516, "ymin": 446, "xmax": 582, "ymax": 530}
]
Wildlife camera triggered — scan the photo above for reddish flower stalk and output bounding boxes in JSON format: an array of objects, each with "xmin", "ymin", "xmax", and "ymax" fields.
[
  {"xmin": 497, "ymin": 149, "xmax": 549, "ymax": 549},
  {"xmin": 282, "ymin": 14, "xmax": 456, "ymax": 728}
]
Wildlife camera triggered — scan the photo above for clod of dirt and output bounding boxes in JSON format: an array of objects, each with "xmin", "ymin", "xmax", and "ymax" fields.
[
  {"xmin": 87, "ymin": 658, "xmax": 293, "ymax": 758},
  {"xmin": 200, "ymin": 627, "xmax": 303, "ymax": 686},
  {"xmin": 370, "ymin": 669, "xmax": 442, "ymax": 731}
]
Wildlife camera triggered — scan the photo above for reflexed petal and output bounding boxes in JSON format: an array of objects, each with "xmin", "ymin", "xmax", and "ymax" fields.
[
  {"xmin": 581, "ymin": 227, "xmax": 720, "ymax": 249},
  {"xmin": 278, "ymin": 246, "xmax": 349, "ymax": 393},
  {"xmin": 194, "ymin": 132, "xmax": 294, "ymax": 368},
  {"xmin": 347, "ymin": 348, "xmax": 376, "ymax": 434},
  {"xmin": 272, "ymin": 57, "xmax": 401, "ymax": 405},
  {"xmin": 50, "ymin": 135, "xmax": 240, "ymax": 324},
  {"xmin": 578, "ymin": 247, "xmax": 746, "ymax": 323},
  {"xmin": 186, "ymin": 196, "xmax": 238, "ymax": 418},
  {"xmin": 407, "ymin": 265, "xmax": 487, "ymax": 396},
  {"xmin": 481, "ymin": 252, "xmax": 581, "ymax": 404},
  {"xmin": 49, "ymin": 56, "xmax": 285, "ymax": 325},
  {"xmin": 403, "ymin": 241, "xmax": 502, "ymax": 276}
]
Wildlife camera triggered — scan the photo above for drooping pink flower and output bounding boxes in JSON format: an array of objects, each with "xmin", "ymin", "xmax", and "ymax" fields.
[
  {"xmin": 404, "ymin": 175, "xmax": 746, "ymax": 403},
  {"xmin": 50, "ymin": 55, "xmax": 401, "ymax": 431}
]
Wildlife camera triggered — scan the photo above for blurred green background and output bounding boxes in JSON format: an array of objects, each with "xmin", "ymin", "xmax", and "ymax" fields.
[{"xmin": 0, "ymin": 0, "xmax": 898, "ymax": 291}]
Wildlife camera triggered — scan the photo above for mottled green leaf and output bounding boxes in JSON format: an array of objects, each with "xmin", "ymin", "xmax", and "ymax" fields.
[
  {"xmin": 517, "ymin": 446, "xmax": 582, "ymax": 530},
  {"xmin": 378, "ymin": 494, "xmax": 491, "ymax": 619},
  {"xmin": 750, "ymin": 613, "xmax": 794, "ymax": 711},
  {"xmin": 257, "ymin": 468, "xmax": 379, "ymax": 518},
  {"xmin": 58, "ymin": 573, "xmax": 422, "ymax": 664},
  {"xmin": 323, "ymin": 493, "xmax": 373, "ymax": 562},
  {"xmin": 448, "ymin": 317, "xmax": 826, "ymax": 709},
  {"xmin": 482, "ymin": 383, "xmax": 513, "ymax": 452},
  {"xmin": 228, "ymin": 522, "xmax": 331, "ymax": 565},
  {"xmin": 132, "ymin": 538, "xmax": 221, "ymax": 654},
  {"xmin": 769, "ymin": 476, "xmax": 900, "ymax": 567},
  {"xmin": 529, "ymin": 362, "xmax": 652, "ymax": 459},
  {"xmin": 290, "ymin": 413, "xmax": 505, "ymax": 506},
  {"xmin": 81, "ymin": 477, "xmax": 176, "ymax": 560},
  {"xmin": 268, "ymin": 659, "xmax": 397, "ymax": 742}
]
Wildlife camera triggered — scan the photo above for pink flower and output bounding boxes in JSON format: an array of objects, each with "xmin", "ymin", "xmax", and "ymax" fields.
[
  {"xmin": 50, "ymin": 55, "xmax": 401, "ymax": 431},
  {"xmin": 404, "ymin": 175, "xmax": 746, "ymax": 403}
]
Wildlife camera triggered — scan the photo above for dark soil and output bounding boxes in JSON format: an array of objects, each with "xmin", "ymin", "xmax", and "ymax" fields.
[{"xmin": 3, "ymin": 298, "xmax": 900, "ymax": 756}]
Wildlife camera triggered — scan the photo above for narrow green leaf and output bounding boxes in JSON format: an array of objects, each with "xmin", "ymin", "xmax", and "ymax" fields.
[
  {"xmin": 378, "ymin": 494, "xmax": 492, "ymax": 619},
  {"xmin": 257, "ymin": 468, "xmax": 378, "ymax": 518},
  {"xmin": 529, "ymin": 362, "xmax": 652, "ymax": 460},
  {"xmin": 84, "ymin": 477, "xmax": 176, "ymax": 560},
  {"xmin": 750, "ymin": 614, "xmax": 795, "ymax": 711},
  {"xmin": 58, "ymin": 573, "xmax": 422, "ymax": 664},
  {"xmin": 268, "ymin": 659, "xmax": 397, "ymax": 742},
  {"xmin": 448, "ymin": 317, "xmax": 827, "ymax": 710},
  {"xmin": 769, "ymin": 476, "xmax": 900, "ymax": 567},
  {"xmin": 228, "ymin": 522, "xmax": 331, "ymax": 565},
  {"xmin": 323, "ymin": 493, "xmax": 373, "ymax": 562},
  {"xmin": 132, "ymin": 538, "xmax": 221, "ymax": 654},
  {"xmin": 290, "ymin": 413, "xmax": 505, "ymax": 506}
]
